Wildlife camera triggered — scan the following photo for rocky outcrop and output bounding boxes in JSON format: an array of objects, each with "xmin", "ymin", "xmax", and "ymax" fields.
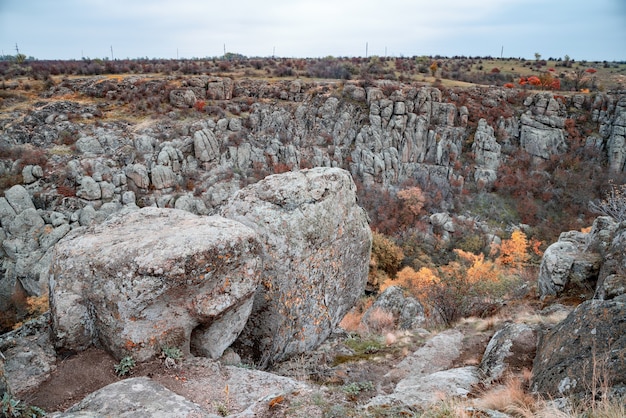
[
  {"xmin": 519, "ymin": 93, "xmax": 567, "ymax": 160},
  {"xmin": 603, "ymin": 95, "xmax": 626, "ymax": 171},
  {"xmin": 222, "ymin": 167, "xmax": 372, "ymax": 367},
  {"xmin": 0, "ymin": 185, "xmax": 71, "ymax": 317},
  {"xmin": 369, "ymin": 329, "xmax": 479, "ymax": 408},
  {"xmin": 49, "ymin": 208, "xmax": 263, "ymax": 361},
  {"xmin": 472, "ymin": 118, "xmax": 501, "ymax": 186},
  {"xmin": 361, "ymin": 286, "xmax": 425, "ymax": 330},
  {"xmin": 538, "ymin": 216, "xmax": 618, "ymax": 298},
  {"xmin": 0, "ymin": 314, "xmax": 56, "ymax": 395},
  {"xmin": 596, "ymin": 221, "xmax": 626, "ymax": 300},
  {"xmin": 50, "ymin": 377, "xmax": 213, "ymax": 418},
  {"xmin": 531, "ymin": 299, "xmax": 626, "ymax": 397},
  {"xmin": 479, "ymin": 323, "xmax": 538, "ymax": 384}
]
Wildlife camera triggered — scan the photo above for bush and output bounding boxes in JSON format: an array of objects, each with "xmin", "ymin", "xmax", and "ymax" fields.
[
  {"xmin": 589, "ymin": 181, "xmax": 626, "ymax": 222},
  {"xmin": 114, "ymin": 356, "xmax": 136, "ymax": 376}
]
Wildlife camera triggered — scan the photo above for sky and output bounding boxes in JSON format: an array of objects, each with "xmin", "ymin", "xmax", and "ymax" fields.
[{"xmin": 0, "ymin": 0, "xmax": 625, "ymax": 61}]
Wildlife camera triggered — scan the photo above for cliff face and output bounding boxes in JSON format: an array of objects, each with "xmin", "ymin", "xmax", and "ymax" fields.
[{"xmin": 0, "ymin": 76, "xmax": 625, "ymax": 323}]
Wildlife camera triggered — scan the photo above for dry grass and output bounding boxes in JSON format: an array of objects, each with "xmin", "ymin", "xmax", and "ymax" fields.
[
  {"xmin": 475, "ymin": 377, "xmax": 537, "ymax": 417},
  {"xmin": 363, "ymin": 307, "xmax": 395, "ymax": 335}
]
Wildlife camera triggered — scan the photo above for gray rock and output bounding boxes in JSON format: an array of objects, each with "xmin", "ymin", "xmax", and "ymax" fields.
[
  {"xmin": 99, "ymin": 181, "xmax": 115, "ymax": 201},
  {"xmin": 4, "ymin": 185, "xmax": 35, "ymax": 214},
  {"xmin": 134, "ymin": 134, "xmax": 156, "ymax": 154},
  {"xmin": 125, "ymin": 164, "xmax": 150, "ymax": 189},
  {"xmin": 7, "ymin": 208, "xmax": 44, "ymax": 237},
  {"xmin": 78, "ymin": 205, "xmax": 97, "ymax": 226},
  {"xmin": 194, "ymin": 129, "xmax": 221, "ymax": 163},
  {"xmin": 150, "ymin": 165, "xmax": 177, "ymax": 190},
  {"xmin": 75, "ymin": 136, "xmax": 104, "ymax": 155},
  {"xmin": 222, "ymin": 167, "xmax": 371, "ymax": 367},
  {"xmin": 0, "ymin": 197, "xmax": 17, "ymax": 228},
  {"xmin": 56, "ymin": 377, "xmax": 213, "ymax": 418},
  {"xmin": 206, "ymin": 77, "xmax": 233, "ymax": 100},
  {"xmin": 0, "ymin": 314, "xmax": 57, "ymax": 395},
  {"xmin": 362, "ymin": 286, "xmax": 425, "ymax": 330},
  {"xmin": 472, "ymin": 119, "xmax": 501, "ymax": 171},
  {"xmin": 174, "ymin": 194, "xmax": 208, "ymax": 215},
  {"xmin": 538, "ymin": 236, "xmax": 601, "ymax": 298},
  {"xmin": 76, "ymin": 176, "xmax": 101, "ymax": 201},
  {"xmin": 519, "ymin": 113, "xmax": 566, "ymax": 160},
  {"xmin": 531, "ymin": 299, "xmax": 626, "ymax": 397},
  {"xmin": 157, "ymin": 145, "xmax": 183, "ymax": 172},
  {"xmin": 50, "ymin": 208, "xmax": 262, "ymax": 361},
  {"xmin": 389, "ymin": 366, "xmax": 479, "ymax": 407},
  {"xmin": 21, "ymin": 165, "xmax": 38, "ymax": 184},
  {"xmin": 479, "ymin": 323, "xmax": 538, "ymax": 384},
  {"xmin": 169, "ymin": 89, "xmax": 197, "ymax": 108}
]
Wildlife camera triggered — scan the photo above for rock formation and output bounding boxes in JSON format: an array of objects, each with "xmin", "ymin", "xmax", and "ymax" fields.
[
  {"xmin": 222, "ymin": 167, "xmax": 372, "ymax": 367},
  {"xmin": 538, "ymin": 216, "xmax": 618, "ymax": 298},
  {"xmin": 531, "ymin": 298, "xmax": 626, "ymax": 397},
  {"xmin": 50, "ymin": 208, "xmax": 263, "ymax": 361}
]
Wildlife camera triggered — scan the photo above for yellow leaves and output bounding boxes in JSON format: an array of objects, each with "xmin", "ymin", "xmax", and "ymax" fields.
[
  {"xmin": 381, "ymin": 265, "xmax": 438, "ymax": 301},
  {"xmin": 397, "ymin": 186, "xmax": 426, "ymax": 217},
  {"xmin": 495, "ymin": 230, "xmax": 531, "ymax": 270}
]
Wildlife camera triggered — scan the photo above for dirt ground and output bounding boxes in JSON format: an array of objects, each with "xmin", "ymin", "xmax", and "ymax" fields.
[{"xmin": 21, "ymin": 318, "xmax": 503, "ymax": 416}]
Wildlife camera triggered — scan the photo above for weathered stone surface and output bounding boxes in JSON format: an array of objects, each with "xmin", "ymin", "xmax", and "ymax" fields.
[
  {"xmin": 75, "ymin": 135, "xmax": 105, "ymax": 155},
  {"xmin": 538, "ymin": 233, "xmax": 602, "ymax": 298},
  {"xmin": 222, "ymin": 167, "xmax": 371, "ymax": 367},
  {"xmin": 472, "ymin": 118, "xmax": 501, "ymax": 171},
  {"xmin": 388, "ymin": 366, "xmax": 479, "ymax": 407},
  {"xmin": 169, "ymin": 89, "xmax": 197, "ymax": 108},
  {"xmin": 0, "ymin": 314, "xmax": 57, "ymax": 395},
  {"xmin": 50, "ymin": 208, "xmax": 262, "ymax": 361},
  {"xmin": 53, "ymin": 377, "xmax": 214, "ymax": 418},
  {"xmin": 124, "ymin": 163, "xmax": 150, "ymax": 189},
  {"xmin": 479, "ymin": 323, "xmax": 538, "ymax": 384},
  {"xmin": 76, "ymin": 176, "xmax": 101, "ymax": 200},
  {"xmin": 539, "ymin": 217, "xmax": 621, "ymax": 299},
  {"xmin": 531, "ymin": 299, "xmax": 626, "ymax": 397},
  {"xmin": 194, "ymin": 128, "xmax": 221, "ymax": 163},
  {"xmin": 150, "ymin": 165, "xmax": 177, "ymax": 190},
  {"xmin": 362, "ymin": 286, "xmax": 425, "ymax": 330},
  {"xmin": 369, "ymin": 329, "xmax": 477, "ymax": 408},
  {"xmin": 4, "ymin": 185, "xmax": 35, "ymax": 214},
  {"xmin": 596, "ymin": 221, "xmax": 626, "ymax": 299}
]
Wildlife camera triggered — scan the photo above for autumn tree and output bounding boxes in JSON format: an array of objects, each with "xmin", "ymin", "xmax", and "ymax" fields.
[
  {"xmin": 429, "ymin": 61, "xmax": 438, "ymax": 77},
  {"xmin": 397, "ymin": 186, "xmax": 426, "ymax": 225},
  {"xmin": 495, "ymin": 229, "xmax": 530, "ymax": 270},
  {"xmin": 369, "ymin": 232, "xmax": 404, "ymax": 291}
]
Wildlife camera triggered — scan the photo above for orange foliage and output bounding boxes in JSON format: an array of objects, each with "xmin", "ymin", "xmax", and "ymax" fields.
[
  {"xmin": 382, "ymin": 265, "xmax": 438, "ymax": 301},
  {"xmin": 496, "ymin": 230, "xmax": 530, "ymax": 269}
]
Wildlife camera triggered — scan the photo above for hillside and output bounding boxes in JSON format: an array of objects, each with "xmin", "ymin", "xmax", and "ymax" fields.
[{"xmin": 0, "ymin": 57, "xmax": 625, "ymax": 416}]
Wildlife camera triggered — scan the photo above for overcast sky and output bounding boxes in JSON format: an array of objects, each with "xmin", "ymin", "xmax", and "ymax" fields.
[{"xmin": 1, "ymin": 0, "xmax": 625, "ymax": 61}]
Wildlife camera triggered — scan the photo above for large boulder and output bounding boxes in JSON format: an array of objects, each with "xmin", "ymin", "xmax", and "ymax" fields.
[
  {"xmin": 596, "ymin": 221, "xmax": 626, "ymax": 300},
  {"xmin": 479, "ymin": 322, "xmax": 538, "ymax": 384},
  {"xmin": 368, "ymin": 330, "xmax": 479, "ymax": 409},
  {"xmin": 0, "ymin": 314, "xmax": 57, "ymax": 396},
  {"xmin": 362, "ymin": 286, "xmax": 425, "ymax": 330},
  {"xmin": 538, "ymin": 217, "xmax": 619, "ymax": 298},
  {"xmin": 51, "ymin": 377, "xmax": 213, "ymax": 418},
  {"xmin": 49, "ymin": 207, "xmax": 262, "ymax": 361},
  {"xmin": 531, "ymin": 299, "xmax": 626, "ymax": 397},
  {"xmin": 222, "ymin": 167, "xmax": 372, "ymax": 367}
]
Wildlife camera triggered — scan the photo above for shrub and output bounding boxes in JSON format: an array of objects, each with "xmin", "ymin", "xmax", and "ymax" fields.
[
  {"xmin": 0, "ymin": 393, "xmax": 45, "ymax": 418},
  {"xmin": 370, "ymin": 232, "xmax": 404, "ymax": 279},
  {"xmin": 114, "ymin": 356, "xmax": 136, "ymax": 376},
  {"xmin": 589, "ymin": 181, "xmax": 626, "ymax": 222}
]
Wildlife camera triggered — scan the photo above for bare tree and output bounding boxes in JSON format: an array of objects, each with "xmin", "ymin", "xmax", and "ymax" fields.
[{"xmin": 589, "ymin": 182, "xmax": 626, "ymax": 222}]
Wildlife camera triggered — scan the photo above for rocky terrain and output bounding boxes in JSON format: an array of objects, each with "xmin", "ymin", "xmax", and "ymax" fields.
[{"xmin": 0, "ymin": 64, "xmax": 625, "ymax": 416}]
